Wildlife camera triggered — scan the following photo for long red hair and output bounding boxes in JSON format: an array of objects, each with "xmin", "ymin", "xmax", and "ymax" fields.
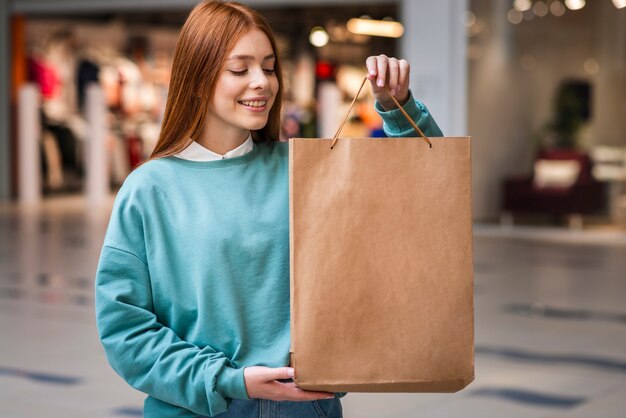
[{"xmin": 149, "ymin": 0, "xmax": 284, "ymax": 160}]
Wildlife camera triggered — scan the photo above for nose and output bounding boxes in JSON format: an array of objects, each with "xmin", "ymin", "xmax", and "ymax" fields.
[{"xmin": 249, "ymin": 67, "xmax": 270, "ymax": 90}]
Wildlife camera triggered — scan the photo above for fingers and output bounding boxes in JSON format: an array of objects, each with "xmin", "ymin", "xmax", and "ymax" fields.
[
  {"xmin": 244, "ymin": 366, "xmax": 335, "ymax": 401},
  {"xmin": 270, "ymin": 367, "xmax": 295, "ymax": 380},
  {"xmin": 365, "ymin": 55, "xmax": 410, "ymax": 109},
  {"xmin": 387, "ymin": 58, "xmax": 399, "ymax": 96},
  {"xmin": 366, "ymin": 54, "xmax": 389, "ymax": 86},
  {"xmin": 398, "ymin": 59, "xmax": 410, "ymax": 90},
  {"xmin": 366, "ymin": 55, "xmax": 377, "ymax": 80},
  {"xmin": 366, "ymin": 55, "xmax": 409, "ymax": 91},
  {"xmin": 275, "ymin": 381, "xmax": 335, "ymax": 401},
  {"xmin": 375, "ymin": 55, "xmax": 388, "ymax": 88},
  {"xmin": 264, "ymin": 367, "xmax": 295, "ymax": 381}
]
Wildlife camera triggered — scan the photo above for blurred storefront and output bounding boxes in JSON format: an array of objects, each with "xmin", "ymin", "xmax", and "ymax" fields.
[
  {"xmin": 3, "ymin": 0, "xmax": 626, "ymax": 229},
  {"xmin": 469, "ymin": 0, "xmax": 626, "ymax": 227},
  {"xmin": 2, "ymin": 0, "xmax": 466, "ymax": 201}
]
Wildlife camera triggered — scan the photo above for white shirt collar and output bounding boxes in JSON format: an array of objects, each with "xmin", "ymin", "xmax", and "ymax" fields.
[{"xmin": 174, "ymin": 134, "xmax": 254, "ymax": 161}]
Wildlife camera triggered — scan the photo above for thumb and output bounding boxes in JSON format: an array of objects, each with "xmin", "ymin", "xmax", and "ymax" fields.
[{"xmin": 268, "ymin": 367, "xmax": 295, "ymax": 381}]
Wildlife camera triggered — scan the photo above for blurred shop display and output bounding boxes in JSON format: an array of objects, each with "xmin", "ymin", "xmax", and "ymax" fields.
[
  {"xmin": 501, "ymin": 79, "xmax": 607, "ymax": 227},
  {"xmin": 591, "ymin": 146, "xmax": 626, "ymax": 225},
  {"xmin": 501, "ymin": 149, "xmax": 607, "ymax": 228},
  {"xmin": 25, "ymin": 26, "xmax": 171, "ymax": 195},
  {"xmin": 592, "ymin": 147, "xmax": 626, "ymax": 182},
  {"xmin": 467, "ymin": 0, "xmax": 626, "ymax": 228},
  {"xmin": 17, "ymin": 5, "xmax": 398, "ymax": 198}
]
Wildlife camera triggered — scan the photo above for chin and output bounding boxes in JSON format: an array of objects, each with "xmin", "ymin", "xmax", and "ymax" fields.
[{"xmin": 246, "ymin": 120, "xmax": 269, "ymax": 131}]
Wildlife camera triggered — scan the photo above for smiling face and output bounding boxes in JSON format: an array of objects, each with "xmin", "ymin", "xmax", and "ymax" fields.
[{"xmin": 204, "ymin": 29, "xmax": 279, "ymax": 141}]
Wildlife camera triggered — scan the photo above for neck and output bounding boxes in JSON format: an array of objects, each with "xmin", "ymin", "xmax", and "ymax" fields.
[{"xmin": 196, "ymin": 127, "xmax": 250, "ymax": 155}]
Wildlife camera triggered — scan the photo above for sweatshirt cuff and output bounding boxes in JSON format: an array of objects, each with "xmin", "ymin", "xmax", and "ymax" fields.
[
  {"xmin": 217, "ymin": 367, "xmax": 249, "ymax": 400},
  {"xmin": 374, "ymin": 90, "xmax": 423, "ymax": 132}
]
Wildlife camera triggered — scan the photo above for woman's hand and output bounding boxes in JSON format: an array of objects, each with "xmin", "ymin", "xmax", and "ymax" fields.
[
  {"xmin": 366, "ymin": 54, "xmax": 410, "ymax": 111},
  {"xmin": 243, "ymin": 366, "xmax": 335, "ymax": 401}
]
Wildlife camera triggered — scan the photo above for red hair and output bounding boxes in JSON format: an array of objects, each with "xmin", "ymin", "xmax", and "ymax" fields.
[{"xmin": 149, "ymin": 1, "xmax": 283, "ymax": 160}]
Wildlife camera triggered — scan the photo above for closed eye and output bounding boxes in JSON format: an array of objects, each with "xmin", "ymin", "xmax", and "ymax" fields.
[{"xmin": 229, "ymin": 68, "xmax": 275, "ymax": 76}]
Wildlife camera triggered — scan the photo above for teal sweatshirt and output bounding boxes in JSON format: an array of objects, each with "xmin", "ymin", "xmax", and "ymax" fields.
[{"xmin": 95, "ymin": 94, "xmax": 442, "ymax": 417}]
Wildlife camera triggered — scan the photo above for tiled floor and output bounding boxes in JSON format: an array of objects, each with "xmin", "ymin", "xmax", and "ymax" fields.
[{"xmin": 1, "ymin": 196, "xmax": 625, "ymax": 417}]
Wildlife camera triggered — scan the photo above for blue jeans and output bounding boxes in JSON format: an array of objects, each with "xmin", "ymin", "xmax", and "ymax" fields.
[{"xmin": 210, "ymin": 397, "xmax": 343, "ymax": 418}]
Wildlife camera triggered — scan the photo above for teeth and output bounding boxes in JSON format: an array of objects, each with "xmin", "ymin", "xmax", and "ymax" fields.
[{"xmin": 240, "ymin": 100, "xmax": 267, "ymax": 107}]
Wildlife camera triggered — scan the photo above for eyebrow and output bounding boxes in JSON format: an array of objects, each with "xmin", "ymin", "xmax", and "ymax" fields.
[{"xmin": 227, "ymin": 54, "xmax": 275, "ymax": 61}]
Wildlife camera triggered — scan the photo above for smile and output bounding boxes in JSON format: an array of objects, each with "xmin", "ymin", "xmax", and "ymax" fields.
[{"xmin": 238, "ymin": 100, "xmax": 268, "ymax": 108}]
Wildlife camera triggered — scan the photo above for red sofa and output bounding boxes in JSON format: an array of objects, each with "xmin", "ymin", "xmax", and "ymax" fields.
[{"xmin": 502, "ymin": 149, "xmax": 606, "ymax": 221}]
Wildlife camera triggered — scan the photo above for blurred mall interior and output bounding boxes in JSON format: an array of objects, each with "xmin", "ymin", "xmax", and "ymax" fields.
[{"xmin": 0, "ymin": 0, "xmax": 625, "ymax": 417}]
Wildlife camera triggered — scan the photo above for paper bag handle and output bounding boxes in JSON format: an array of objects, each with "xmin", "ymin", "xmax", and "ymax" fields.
[{"xmin": 331, "ymin": 75, "xmax": 432, "ymax": 149}]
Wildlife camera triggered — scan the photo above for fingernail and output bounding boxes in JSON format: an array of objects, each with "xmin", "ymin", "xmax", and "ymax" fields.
[
  {"xmin": 287, "ymin": 368, "xmax": 295, "ymax": 377},
  {"xmin": 390, "ymin": 89, "xmax": 396, "ymax": 96},
  {"xmin": 326, "ymin": 395, "xmax": 335, "ymax": 399},
  {"xmin": 369, "ymin": 69, "xmax": 376, "ymax": 75},
  {"xmin": 377, "ymin": 79, "xmax": 384, "ymax": 87}
]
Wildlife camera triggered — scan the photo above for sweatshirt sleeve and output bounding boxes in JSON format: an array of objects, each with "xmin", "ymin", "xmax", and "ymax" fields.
[
  {"xmin": 375, "ymin": 90, "xmax": 444, "ymax": 138},
  {"xmin": 95, "ymin": 185, "xmax": 249, "ymax": 417}
]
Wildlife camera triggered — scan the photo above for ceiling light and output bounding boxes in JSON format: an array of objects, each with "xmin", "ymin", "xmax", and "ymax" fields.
[
  {"xmin": 565, "ymin": 0, "xmax": 585, "ymax": 11},
  {"xmin": 507, "ymin": 9, "xmax": 524, "ymax": 24},
  {"xmin": 309, "ymin": 27, "xmax": 329, "ymax": 47},
  {"xmin": 347, "ymin": 17, "xmax": 404, "ymax": 38},
  {"xmin": 514, "ymin": 0, "xmax": 532, "ymax": 11},
  {"xmin": 550, "ymin": 1, "xmax": 567, "ymax": 16},
  {"xmin": 533, "ymin": 1, "xmax": 549, "ymax": 17},
  {"xmin": 613, "ymin": 0, "xmax": 626, "ymax": 9}
]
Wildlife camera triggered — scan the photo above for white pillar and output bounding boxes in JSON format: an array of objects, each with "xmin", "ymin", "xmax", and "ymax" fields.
[
  {"xmin": 318, "ymin": 81, "xmax": 342, "ymax": 138},
  {"xmin": 400, "ymin": 0, "xmax": 468, "ymax": 136},
  {"xmin": 18, "ymin": 84, "xmax": 41, "ymax": 205},
  {"xmin": 85, "ymin": 83, "xmax": 109, "ymax": 206},
  {"xmin": 468, "ymin": 0, "xmax": 531, "ymax": 221},
  {"xmin": 595, "ymin": 0, "xmax": 626, "ymax": 147}
]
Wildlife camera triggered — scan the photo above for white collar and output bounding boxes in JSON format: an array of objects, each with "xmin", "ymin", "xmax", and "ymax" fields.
[{"xmin": 174, "ymin": 134, "xmax": 254, "ymax": 161}]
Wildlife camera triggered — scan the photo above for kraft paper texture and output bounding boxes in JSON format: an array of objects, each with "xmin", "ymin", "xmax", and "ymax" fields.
[{"xmin": 289, "ymin": 136, "xmax": 475, "ymax": 393}]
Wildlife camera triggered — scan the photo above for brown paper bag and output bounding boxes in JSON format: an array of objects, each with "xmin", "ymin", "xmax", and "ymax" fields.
[{"xmin": 289, "ymin": 77, "xmax": 474, "ymax": 393}]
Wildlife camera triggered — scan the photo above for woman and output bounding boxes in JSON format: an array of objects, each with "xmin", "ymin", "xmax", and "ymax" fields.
[{"xmin": 95, "ymin": 1, "xmax": 443, "ymax": 417}]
